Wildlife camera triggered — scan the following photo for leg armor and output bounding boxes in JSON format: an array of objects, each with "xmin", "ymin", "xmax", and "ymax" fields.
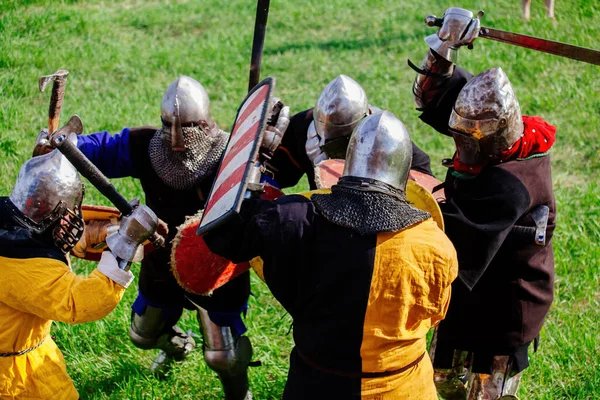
[
  {"xmin": 129, "ymin": 300, "xmax": 195, "ymax": 372},
  {"xmin": 466, "ymin": 356, "xmax": 522, "ymax": 400},
  {"xmin": 434, "ymin": 352, "xmax": 522, "ymax": 400},
  {"xmin": 433, "ymin": 350, "xmax": 470, "ymax": 400},
  {"xmin": 197, "ymin": 306, "xmax": 253, "ymax": 400}
]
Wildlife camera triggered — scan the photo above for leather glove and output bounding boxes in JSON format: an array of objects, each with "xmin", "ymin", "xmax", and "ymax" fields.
[{"xmin": 71, "ymin": 218, "xmax": 118, "ymax": 258}]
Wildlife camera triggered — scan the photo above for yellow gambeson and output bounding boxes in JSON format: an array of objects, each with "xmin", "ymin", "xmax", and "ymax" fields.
[
  {"xmin": 0, "ymin": 256, "xmax": 127, "ymax": 399},
  {"xmin": 360, "ymin": 219, "xmax": 457, "ymax": 398}
]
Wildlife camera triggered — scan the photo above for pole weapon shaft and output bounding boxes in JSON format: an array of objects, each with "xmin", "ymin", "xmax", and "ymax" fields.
[{"xmin": 248, "ymin": 0, "xmax": 270, "ymax": 92}]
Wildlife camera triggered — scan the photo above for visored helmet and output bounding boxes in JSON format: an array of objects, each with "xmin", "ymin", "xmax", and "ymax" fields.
[
  {"xmin": 343, "ymin": 110, "xmax": 412, "ymax": 191},
  {"xmin": 161, "ymin": 75, "xmax": 219, "ymax": 151},
  {"xmin": 9, "ymin": 149, "xmax": 84, "ymax": 253},
  {"xmin": 449, "ymin": 67, "xmax": 523, "ymax": 165},
  {"xmin": 313, "ymin": 75, "xmax": 369, "ymax": 159}
]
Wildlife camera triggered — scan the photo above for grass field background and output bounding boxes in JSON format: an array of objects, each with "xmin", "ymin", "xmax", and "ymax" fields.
[{"xmin": 1, "ymin": 0, "xmax": 599, "ymax": 398}]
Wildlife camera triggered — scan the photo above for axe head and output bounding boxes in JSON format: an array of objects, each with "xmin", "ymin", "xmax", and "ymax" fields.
[
  {"xmin": 39, "ymin": 70, "xmax": 69, "ymax": 92},
  {"xmin": 49, "ymin": 114, "xmax": 83, "ymax": 147}
]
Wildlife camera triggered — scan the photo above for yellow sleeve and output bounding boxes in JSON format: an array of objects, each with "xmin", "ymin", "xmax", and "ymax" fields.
[
  {"xmin": 0, "ymin": 255, "xmax": 127, "ymax": 324},
  {"xmin": 431, "ymin": 246, "xmax": 459, "ymax": 326}
]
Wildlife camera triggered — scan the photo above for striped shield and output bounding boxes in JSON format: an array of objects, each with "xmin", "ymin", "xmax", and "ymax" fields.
[{"xmin": 196, "ymin": 77, "xmax": 274, "ymax": 235}]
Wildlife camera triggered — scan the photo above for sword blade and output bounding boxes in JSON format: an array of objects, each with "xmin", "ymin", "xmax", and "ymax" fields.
[{"xmin": 480, "ymin": 27, "xmax": 600, "ymax": 66}]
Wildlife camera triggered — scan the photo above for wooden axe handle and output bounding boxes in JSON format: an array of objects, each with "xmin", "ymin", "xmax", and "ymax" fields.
[
  {"xmin": 40, "ymin": 70, "xmax": 69, "ymax": 134},
  {"xmin": 48, "ymin": 78, "xmax": 67, "ymax": 134},
  {"xmin": 56, "ymin": 137, "xmax": 134, "ymax": 214}
]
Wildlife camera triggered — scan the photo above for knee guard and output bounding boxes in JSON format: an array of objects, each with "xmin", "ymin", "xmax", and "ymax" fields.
[
  {"xmin": 129, "ymin": 303, "xmax": 195, "ymax": 360},
  {"xmin": 434, "ymin": 350, "xmax": 470, "ymax": 400},
  {"xmin": 197, "ymin": 306, "xmax": 253, "ymax": 400},
  {"xmin": 129, "ymin": 305, "xmax": 166, "ymax": 349},
  {"xmin": 466, "ymin": 356, "xmax": 522, "ymax": 400}
]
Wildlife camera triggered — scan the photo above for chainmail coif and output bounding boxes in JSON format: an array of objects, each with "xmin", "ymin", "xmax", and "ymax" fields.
[
  {"xmin": 312, "ymin": 177, "xmax": 430, "ymax": 235},
  {"xmin": 149, "ymin": 126, "xmax": 228, "ymax": 190}
]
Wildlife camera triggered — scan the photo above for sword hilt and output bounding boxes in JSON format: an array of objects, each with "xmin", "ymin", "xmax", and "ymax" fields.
[
  {"xmin": 425, "ymin": 10, "xmax": 485, "ymax": 49},
  {"xmin": 425, "ymin": 10, "xmax": 484, "ymax": 27},
  {"xmin": 467, "ymin": 11, "xmax": 485, "ymax": 50}
]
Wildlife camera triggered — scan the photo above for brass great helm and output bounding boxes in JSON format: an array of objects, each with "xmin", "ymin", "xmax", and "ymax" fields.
[
  {"xmin": 9, "ymin": 149, "xmax": 84, "ymax": 253},
  {"xmin": 343, "ymin": 110, "xmax": 412, "ymax": 192},
  {"xmin": 449, "ymin": 67, "xmax": 524, "ymax": 165},
  {"xmin": 150, "ymin": 76, "xmax": 229, "ymax": 190},
  {"xmin": 313, "ymin": 75, "xmax": 369, "ymax": 159}
]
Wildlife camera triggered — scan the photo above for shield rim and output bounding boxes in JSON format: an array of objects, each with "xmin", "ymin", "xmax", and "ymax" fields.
[{"xmin": 196, "ymin": 77, "xmax": 274, "ymax": 235}]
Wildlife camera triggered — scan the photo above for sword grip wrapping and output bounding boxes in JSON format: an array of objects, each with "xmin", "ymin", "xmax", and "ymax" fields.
[{"xmin": 54, "ymin": 138, "xmax": 134, "ymax": 215}]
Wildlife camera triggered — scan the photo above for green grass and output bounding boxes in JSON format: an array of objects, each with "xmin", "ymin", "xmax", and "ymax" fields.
[{"xmin": 1, "ymin": 0, "xmax": 599, "ymax": 398}]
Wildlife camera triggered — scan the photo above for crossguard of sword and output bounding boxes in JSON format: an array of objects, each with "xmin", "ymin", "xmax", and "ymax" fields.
[{"xmin": 425, "ymin": 10, "xmax": 484, "ymax": 50}]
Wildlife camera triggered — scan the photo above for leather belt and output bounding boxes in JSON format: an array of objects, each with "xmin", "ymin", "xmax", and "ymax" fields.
[{"xmin": 0, "ymin": 337, "xmax": 46, "ymax": 357}]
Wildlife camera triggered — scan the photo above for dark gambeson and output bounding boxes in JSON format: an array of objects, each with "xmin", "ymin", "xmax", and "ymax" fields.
[
  {"xmin": 418, "ymin": 66, "xmax": 557, "ymax": 374},
  {"xmin": 205, "ymin": 194, "xmax": 457, "ymax": 399},
  {"xmin": 126, "ymin": 128, "xmax": 251, "ymax": 312}
]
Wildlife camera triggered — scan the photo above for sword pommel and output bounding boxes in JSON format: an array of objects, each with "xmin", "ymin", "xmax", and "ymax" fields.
[{"xmin": 425, "ymin": 15, "xmax": 443, "ymax": 27}]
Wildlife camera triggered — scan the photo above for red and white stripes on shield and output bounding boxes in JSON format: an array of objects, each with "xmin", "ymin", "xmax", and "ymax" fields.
[{"xmin": 199, "ymin": 80, "xmax": 273, "ymax": 232}]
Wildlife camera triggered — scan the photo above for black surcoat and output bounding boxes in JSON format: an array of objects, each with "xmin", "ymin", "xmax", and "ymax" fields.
[
  {"xmin": 127, "ymin": 129, "xmax": 250, "ymax": 311},
  {"xmin": 417, "ymin": 67, "xmax": 556, "ymax": 373}
]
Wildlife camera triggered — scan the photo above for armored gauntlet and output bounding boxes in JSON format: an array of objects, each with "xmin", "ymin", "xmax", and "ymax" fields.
[
  {"xmin": 425, "ymin": 7, "xmax": 480, "ymax": 62},
  {"xmin": 106, "ymin": 203, "xmax": 159, "ymax": 269}
]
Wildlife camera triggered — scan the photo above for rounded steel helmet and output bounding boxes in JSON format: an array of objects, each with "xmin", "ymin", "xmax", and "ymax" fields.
[
  {"xmin": 9, "ymin": 149, "xmax": 84, "ymax": 253},
  {"xmin": 343, "ymin": 110, "xmax": 412, "ymax": 191},
  {"xmin": 313, "ymin": 75, "xmax": 368, "ymax": 159},
  {"xmin": 152, "ymin": 76, "xmax": 229, "ymax": 190},
  {"xmin": 161, "ymin": 75, "xmax": 218, "ymax": 151},
  {"xmin": 449, "ymin": 67, "xmax": 523, "ymax": 165}
]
